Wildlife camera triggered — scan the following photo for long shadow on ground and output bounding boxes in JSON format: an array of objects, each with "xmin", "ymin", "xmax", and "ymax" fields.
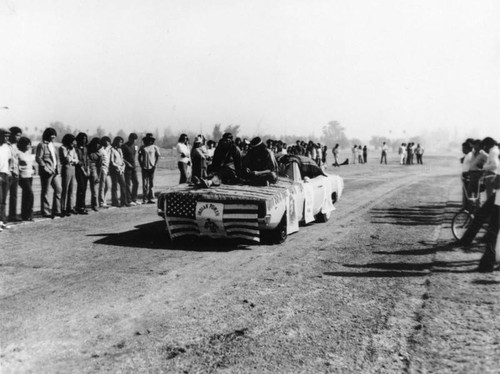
[
  {"xmin": 324, "ymin": 259, "xmax": 479, "ymax": 278},
  {"xmin": 370, "ymin": 204, "xmax": 447, "ymax": 226},
  {"xmin": 89, "ymin": 220, "xmax": 255, "ymax": 252},
  {"xmin": 326, "ymin": 200, "xmax": 485, "ymax": 277}
]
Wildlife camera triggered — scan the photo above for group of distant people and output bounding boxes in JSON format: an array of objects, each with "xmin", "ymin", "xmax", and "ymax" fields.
[
  {"xmin": 397, "ymin": 142, "xmax": 424, "ymax": 165},
  {"xmin": 378, "ymin": 141, "xmax": 424, "ymax": 165},
  {"xmin": 0, "ymin": 127, "xmax": 160, "ymax": 231},
  {"xmin": 351, "ymin": 145, "xmax": 368, "ymax": 165},
  {"xmin": 455, "ymin": 136, "xmax": 499, "ymax": 272}
]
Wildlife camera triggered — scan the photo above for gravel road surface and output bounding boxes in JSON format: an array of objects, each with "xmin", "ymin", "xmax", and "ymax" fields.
[{"xmin": 1, "ymin": 155, "xmax": 499, "ymax": 373}]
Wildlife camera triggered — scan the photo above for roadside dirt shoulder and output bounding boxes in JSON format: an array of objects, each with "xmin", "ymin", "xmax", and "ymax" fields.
[{"xmin": 407, "ymin": 179, "xmax": 500, "ymax": 374}]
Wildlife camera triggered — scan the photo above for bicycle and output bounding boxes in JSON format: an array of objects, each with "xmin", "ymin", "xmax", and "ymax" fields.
[{"xmin": 451, "ymin": 174, "xmax": 494, "ymax": 240}]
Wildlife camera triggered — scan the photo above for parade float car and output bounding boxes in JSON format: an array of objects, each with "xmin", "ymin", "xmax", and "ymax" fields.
[{"xmin": 157, "ymin": 154, "xmax": 344, "ymax": 244}]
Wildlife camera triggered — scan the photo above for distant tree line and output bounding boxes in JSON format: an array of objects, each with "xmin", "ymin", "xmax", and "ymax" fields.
[{"xmin": 23, "ymin": 119, "xmax": 425, "ymax": 151}]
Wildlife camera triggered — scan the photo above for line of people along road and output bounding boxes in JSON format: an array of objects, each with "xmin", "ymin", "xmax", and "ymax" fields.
[{"xmin": 0, "ymin": 127, "xmax": 161, "ymax": 231}]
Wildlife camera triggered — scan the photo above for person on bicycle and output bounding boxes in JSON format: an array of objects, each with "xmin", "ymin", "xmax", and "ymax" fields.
[
  {"xmin": 456, "ymin": 137, "xmax": 499, "ymax": 272},
  {"xmin": 467, "ymin": 139, "xmax": 487, "ymax": 198},
  {"xmin": 481, "ymin": 137, "xmax": 500, "ymax": 199}
]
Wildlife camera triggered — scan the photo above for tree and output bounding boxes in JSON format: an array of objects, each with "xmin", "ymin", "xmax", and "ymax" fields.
[
  {"xmin": 116, "ymin": 129, "xmax": 127, "ymax": 140},
  {"xmin": 95, "ymin": 126, "xmax": 106, "ymax": 138},
  {"xmin": 322, "ymin": 121, "xmax": 349, "ymax": 148},
  {"xmin": 224, "ymin": 124, "xmax": 240, "ymax": 138},
  {"xmin": 49, "ymin": 121, "xmax": 74, "ymax": 139},
  {"xmin": 159, "ymin": 127, "xmax": 176, "ymax": 149},
  {"xmin": 212, "ymin": 124, "xmax": 222, "ymax": 141}
]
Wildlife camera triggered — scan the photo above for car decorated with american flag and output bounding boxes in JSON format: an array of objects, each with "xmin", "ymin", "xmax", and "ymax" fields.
[{"xmin": 157, "ymin": 154, "xmax": 344, "ymax": 244}]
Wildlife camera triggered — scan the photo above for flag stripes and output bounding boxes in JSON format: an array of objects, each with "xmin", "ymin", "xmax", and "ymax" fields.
[
  {"xmin": 165, "ymin": 197, "xmax": 260, "ymax": 242},
  {"xmin": 223, "ymin": 203, "xmax": 260, "ymax": 242}
]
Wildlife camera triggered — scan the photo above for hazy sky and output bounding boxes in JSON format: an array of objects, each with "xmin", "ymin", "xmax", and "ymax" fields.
[{"xmin": 1, "ymin": 0, "xmax": 499, "ymax": 140}]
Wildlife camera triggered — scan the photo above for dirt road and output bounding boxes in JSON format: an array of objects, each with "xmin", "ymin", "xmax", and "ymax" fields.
[{"xmin": 1, "ymin": 156, "xmax": 498, "ymax": 373}]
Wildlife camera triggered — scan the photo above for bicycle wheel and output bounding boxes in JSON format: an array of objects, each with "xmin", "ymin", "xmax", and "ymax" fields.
[{"xmin": 452, "ymin": 210, "xmax": 473, "ymax": 240}]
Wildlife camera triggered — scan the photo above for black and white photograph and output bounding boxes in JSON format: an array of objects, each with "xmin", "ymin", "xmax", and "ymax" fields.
[{"xmin": 1, "ymin": 0, "xmax": 499, "ymax": 372}]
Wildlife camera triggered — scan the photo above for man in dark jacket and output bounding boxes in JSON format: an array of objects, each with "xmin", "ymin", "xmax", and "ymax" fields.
[
  {"xmin": 75, "ymin": 132, "xmax": 89, "ymax": 214},
  {"xmin": 242, "ymin": 137, "xmax": 278, "ymax": 186}
]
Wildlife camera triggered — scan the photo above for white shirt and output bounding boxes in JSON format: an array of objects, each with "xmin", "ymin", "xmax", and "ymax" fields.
[
  {"xmin": 48, "ymin": 141, "xmax": 57, "ymax": 168},
  {"xmin": 18, "ymin": 151, "xmax": 35, "ymax": 178},
  {"xmin": 176, "ymin": 142, "xmax": 190, "ymax": 163},
  {"xmin": 483, "ymin": 145, "xmax": 500, "ymax": 173},
  {"xmin": 0, "ymin": 143, "xmax": 11, "ymax": 174},
  {"xmin": 462, "ymin": 152, "xmax": 473, "ymax": 172}
]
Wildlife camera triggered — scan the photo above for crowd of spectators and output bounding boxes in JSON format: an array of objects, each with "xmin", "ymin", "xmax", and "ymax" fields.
[
  {"xmin": 175, "ymin": 134, "xmax": 343, "ymax": 188},
  {"xmin": 0, "ymin": 127, "xmax": 161, "ymax": 230}
]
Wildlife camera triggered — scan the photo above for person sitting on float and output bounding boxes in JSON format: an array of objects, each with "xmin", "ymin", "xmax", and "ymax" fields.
[
  {"xmin": 192, "ymin": 132, "xmax": 242, "ymax": 188},
  {"xmin": 241, "ymin": 137, "xmax": 278, "ymax": 186}
]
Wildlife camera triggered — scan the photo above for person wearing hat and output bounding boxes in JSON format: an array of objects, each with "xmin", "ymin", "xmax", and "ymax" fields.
[
  {"xmin": 0, "ymin": 128, "xmax": 12, "ymax": 230},
  {"xmin": 138, "ymin": 133, "xmax": 161, "ymax": 203},
  {"xmin": 242, "ymin": 137, "xmax": 278, "ymax": 186},
  {"xmin": 109, "ymin": 136, "xmax": 129, "ymax": 207}
]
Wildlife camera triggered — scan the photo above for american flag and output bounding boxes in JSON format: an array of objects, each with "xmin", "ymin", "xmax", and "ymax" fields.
[
  {"xmin": 164, "ymin": 193, "xmax": 260, "ymax": 242},
  {"xmin": 164, "ymin": 193, "xmax": 199, "ymax": 238}
]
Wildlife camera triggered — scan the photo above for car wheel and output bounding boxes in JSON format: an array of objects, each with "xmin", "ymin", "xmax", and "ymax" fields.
[
  {"xmin": 315, "ymin": 211, "xmax": 330, "ymax": 223},
  {"xmin": 262, "ymin": 213, "xmax": 287, "ymax": 244},
  {"xmin": 271, "ymin": 213, "xmax": 288, "ymax": 244},
  {"xmin": 331, "ymin": 192, "xmax": 338, "ymax": 205}
]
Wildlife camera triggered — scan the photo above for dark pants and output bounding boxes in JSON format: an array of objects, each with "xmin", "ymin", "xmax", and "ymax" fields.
[
  {"xmin": 61, "ymin": 165, "xmax": 75, "ymax": 213},
  {"xmin": 416, "ymin": 154, "xmax": 423, "ymax": 164},
  {"xmin": 39, "ymin": 171, "xmax": 62, "ymax": 216},
  {"xmin": 0, "ymin": 172, "xmax": 10, "ymax": 222},
  {"xmin": 478, "ymin": 203, "xmax": 499, "ymax": 271},
  {"xmin": 178, "ymin": 161, "xmax": 189, "ymax": 184},
  {"xmin": 8, "ymin": 174, "xmax": 18, "ymax": 220},
  {"xmin": 459, "ymin": 193, "xmax": 499, "ymax": 271},
  {"xmin": 142, "ymin": 168, "xmax": 155, "ymax": 202},
  {"xmin": 19, "ymin": 177, "xmax": 34, "ymax": 220},
  {"xmin": 110, "ymin": 170, "xmax": 128, "ymax": 206},
  {"xmin": 467, "ymin": 170, "xmax": 484, "ymax": 198},
  {"xmin": 460, "ymin": 194, "xmax": 499, "ymax": 271},
  {"xmin": 75, "ymin": 169, "xmax": 88, "ymax": 211},
  {"xmin": 125, "ymin": 167, "xmax": 139, "ymax": 203},
  {"xmin": 89, "ymin": 169, "xmax": 99, "ymax": 209},
  {"xmin": 380, "ymin": 151, "xmax": 387, "ymax": 164}
]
